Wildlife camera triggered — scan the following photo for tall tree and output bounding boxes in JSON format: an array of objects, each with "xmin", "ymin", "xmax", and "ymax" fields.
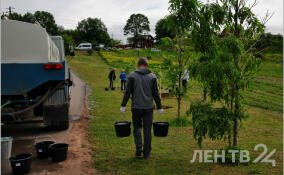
[
  {"xmin": 163, "ymin": 0, "xmax": 198, "ymax": 121},
  {"xmin": 155, "ymin": 15, "xmax": 176, "ymax": 43},
  {"xmin": 22, "ymin": 12, "xmax": 35, "ymax": 23},
  {"xmin": 77, "ymin": 17, "xmax": 110, "ymax": 45},
  {"xmin": 7, "ymin": 12, "xmax": 22, "ymax": 21},
  {"xmin": 123, "ymin": 14, "xmax": 150, "ymax": 46},
  {"xmin": 34, "ymin": 11, "xmax": 59, "ymax": 35},
  {"xmin": 189, "ymin": 0, "xmax": 270, "ymax": 148},
  {"xmin": 62, "ymin": 34, "xmax": 75, "ymax": 56}
]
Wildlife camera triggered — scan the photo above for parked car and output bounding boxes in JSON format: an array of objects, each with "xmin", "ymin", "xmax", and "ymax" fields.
[
  {"xmin": 151, "ymin": 48, "xmax": 161, "ymax": 52},
  {"xmin": 99, "ymin": 44, "xmax": 105, "ymax": 49},
  {"xmin": 75, "ymin": 43, "xmax": 92, "ymax": 50},
  {"xmin": 93, "ymin": 46, "xmax": 100, "ymax": 51},
  {"xmin": 125, "ymin": 47, "xmax": 132, "ymax": 50}
]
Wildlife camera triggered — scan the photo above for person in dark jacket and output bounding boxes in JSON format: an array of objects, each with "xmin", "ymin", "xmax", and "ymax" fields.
[
  {"xmin": 108, "ymin": 68, "xmax": 116, "ymax": 89},
  {"xmin": 120, "ymin": 69, "xmax": 127, "ymax": 91},
  {"xmin": 120, "ymin": 57, "xmax": 163, "ymax": 159}
]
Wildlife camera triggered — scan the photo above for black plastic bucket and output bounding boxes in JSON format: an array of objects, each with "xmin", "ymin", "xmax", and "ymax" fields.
[
  {"xmin": 10, "ymin": 153, "xmax": 33, "ymax": 175},
  {"xmin": 48, "ymin": 143, "xmax": 68, "ymax": 162},
  {"xmin": 153, "ymin": 122, "xmax": 169, "ymax": 137},
  {"xmin": 35, "ymin": 141, "xmax": 55, "ymax": 159},
  {"xmin": 114, "ymin": 121, "xmax": 131, "ymax": 137}
]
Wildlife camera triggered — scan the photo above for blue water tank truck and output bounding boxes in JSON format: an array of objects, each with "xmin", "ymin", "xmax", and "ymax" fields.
[{"xmin": 1, "ymin": 19, "xmax": 72, "ymax": 129}]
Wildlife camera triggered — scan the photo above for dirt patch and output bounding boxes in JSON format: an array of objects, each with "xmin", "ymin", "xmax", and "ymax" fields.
[
  {"xmin": 153, "ymin": 105, "xmax": 173, "ymax": 110},
  {"xmin": 33, "ymin": 86, "xmax": 96, "ymax": 175},
  {"xmin": 161, "ymin": 93, "xmax": 170, "ymax": 98},
  {"xmin": 1, "ymin": 73, "xmax": 97, "ymax": 175}
]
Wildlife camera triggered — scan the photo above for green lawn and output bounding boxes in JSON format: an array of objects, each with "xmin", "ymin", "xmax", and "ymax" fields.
[
  {"xmin": 69, "ymin": 52, "xmax": 282, "ymax": 175},
  {"xmin": 104, "ymin": 49, "xmax": 176, "ymax": 62}
]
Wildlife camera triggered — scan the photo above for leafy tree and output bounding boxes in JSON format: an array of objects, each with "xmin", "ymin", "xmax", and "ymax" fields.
[
  {"xmin": 62, "ymin": 34, "xmax": 75, "ymax": 56},
  {"xmin": 57, "ymin": 25, "xmax": 65, "ymax": 35},
  {"xmin": 123, "ymin": 14, "xmax": 150, "ymax": 46},
  {"xmin": 110, "ymin": 39, "xmax": 122, "ymax": 47},
  {"xmin": 34, "ymin": 11, "xmax": 59, "ymax": 35},
  {"xmin": 7, "ymin": 12, "xmax": 22, "ymax": 21},
  {"xmin": 77, "ymin": 17, "xmax": 110, "ymax": 45},
  {"xmin": 161, "ymin": 0, "xmax": 199, "ymax": 121},
  {"xmin": 189, "ymin": 0, "xmax": 269, "ymax": 148},
  {"xmin": 255, "ymin": 33, "xmax": 283, "ymax": 54},
  {"xmin": 159, "ymin": 37, "xmax": 175, "ymax": 51},
  {"xmin": 3, "ymin": 11, "xmax": 58, "ymax": 35},
  {"xmin": 155, "ymin": 15, "xmax": 176, "ymax": 43},
  {"xmin": 22, "ymin": 12, "xmax": 35, "ymax": 23},
  {"xmin": 63, "ymin": 29, "xmax": 81, "ymax": 46}
]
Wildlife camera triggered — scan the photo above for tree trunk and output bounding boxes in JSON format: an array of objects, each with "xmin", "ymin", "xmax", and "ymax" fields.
[
  {"xmin": 233, "ymin": 87, "xmax": 240, "ymax": 146},
  {"xmin": 233, "ymin": 119, "xmax": 238, "ymax": 146},
  {"xmin": 228, "ymin": 135, "xmax": 231, "ymax": 148},
  {"xmin": 177, "ymin": 71, "xmax": 182, "ymax": 119},
  {"xmin": 203, "ymin": 87, "xmax": 207, "ymax": 101},
  {"xmin": 177, "ymin": 95, "xmax": 181, "ymax": 119},
  {"xmin": 230, "ymin": 86, "xmax": 234, "ymax": 147},
  {"xmin": 234, "ymin": 0, "xmax": 240, "ymax": 37},
  {"xmin": 177, "ymin": 35, "xmax": 182, "ymax": 119},
  {"xmin": 159, "ymin": 78, "xmax": 162, "ymax": 99}
]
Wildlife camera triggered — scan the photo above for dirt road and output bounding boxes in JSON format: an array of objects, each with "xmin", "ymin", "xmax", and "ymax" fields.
[{"xmin": 1, "ymin": 72, "xmax": 96, "ymax": 175}]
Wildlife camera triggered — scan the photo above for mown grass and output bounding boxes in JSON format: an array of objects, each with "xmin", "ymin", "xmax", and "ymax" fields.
[
  {"xmin": 108, "ymin": 49, "xmax": 176, "ymax": 61},
  {"xmin": 101, "ymin": 50, "xmax": 283, "ymax": 113},
  {"xmin": 243, "ymin": 61, "xmax": 283, "ymax": 113},
  {"xmin": 69, "ymin": 52, "xmax": 282, "ymax": 175}
]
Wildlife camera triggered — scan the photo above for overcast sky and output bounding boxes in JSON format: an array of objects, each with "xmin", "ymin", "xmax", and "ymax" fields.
[{"xmin": 1, "ymin": 0, "xmax": 283, "ymax": 44}]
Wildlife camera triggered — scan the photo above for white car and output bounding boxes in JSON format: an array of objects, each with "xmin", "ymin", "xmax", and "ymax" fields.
[
  {"xmin": 151, "ymin": 48, "xmax": 161, "ymax": 52},
  {"xmin": 75, "ymin": 43, "xmax": 92, "ymax": 50}
]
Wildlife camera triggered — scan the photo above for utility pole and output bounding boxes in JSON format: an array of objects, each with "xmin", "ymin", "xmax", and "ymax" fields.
[{"xmin": 6, "ymin": 6, "xmax": 15, "ymax": 16}]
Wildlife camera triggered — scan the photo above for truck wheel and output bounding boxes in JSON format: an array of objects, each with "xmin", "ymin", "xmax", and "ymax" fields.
[
  {"xmin": 34, "ymin": 103, "xmax": 43, "ymax": 116},
  {"xmin": 59, "ymin": 121, "xmax": 69, "ymax": 130},
  {"xmin": 43, "ymin": 103, "xmax": 69, "ymax": 130}
]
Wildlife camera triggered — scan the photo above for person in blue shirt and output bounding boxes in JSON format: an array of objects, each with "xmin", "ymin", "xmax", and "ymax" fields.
[{"xmin": 120, "ymin": 69, "xmax": 127, "ymax": 91}]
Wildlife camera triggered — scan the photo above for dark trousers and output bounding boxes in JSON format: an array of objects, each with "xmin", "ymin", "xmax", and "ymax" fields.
[
  {"xmin": 182, "ymin": 80, "xmax": 187, "ymax": 90},
  {"xmin": 131, "ymin": 108, "xmax": 153, "ymax": 155},
  {"xmin": 121, "ymin": 80, "xmax": 126, "ymax": 90},
  {"xmin": 109, "ymin": 79, "xmax": 114, "ymax": 88}
]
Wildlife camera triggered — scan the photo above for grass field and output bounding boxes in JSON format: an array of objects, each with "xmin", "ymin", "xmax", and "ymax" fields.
[{"xmin": 69, "ymin": 51, "xmax": 282, "ymax": 175}]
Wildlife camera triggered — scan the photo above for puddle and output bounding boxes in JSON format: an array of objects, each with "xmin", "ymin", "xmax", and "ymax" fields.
[{"xmin": 71, "ymin": 115, "xmax": 80, "ymax": 121}]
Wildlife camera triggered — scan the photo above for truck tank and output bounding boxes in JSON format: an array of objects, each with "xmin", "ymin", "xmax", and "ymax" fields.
[{"xmin": 1, "ymin": 19, "xmax": 72, "ymax": 129}]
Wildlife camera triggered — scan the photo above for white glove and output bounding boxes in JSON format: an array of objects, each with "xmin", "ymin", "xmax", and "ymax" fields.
[
  {"xmin": 158, "ymin": 108, "xmax": 164, "ymax": 115},
  {"xmin": 120, "ymin": 106, "xmax": 126, "ymax": 114}
]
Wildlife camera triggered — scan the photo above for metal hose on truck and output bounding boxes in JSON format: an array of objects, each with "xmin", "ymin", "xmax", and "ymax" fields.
[{"xmin": 2, "ymin": 81, "xmax": 66, "ymax": 116}]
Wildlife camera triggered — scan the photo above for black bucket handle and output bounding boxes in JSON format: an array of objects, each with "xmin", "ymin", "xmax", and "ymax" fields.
[{"xmin": 34, "ymin": 135, "xmax": 54, "ymax": 145}]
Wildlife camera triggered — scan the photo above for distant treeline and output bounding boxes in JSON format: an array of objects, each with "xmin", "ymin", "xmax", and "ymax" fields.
[
  {"xmin": 255, "ymin": 33, "xmax": 283, "ymax": 54},
  {"xmin": 1, "ymin": 11, "xmax": 121, "ymax": 55},
  {"xmin": 2, "ymin": 11, "xmax": 282, "ymax": 57}
]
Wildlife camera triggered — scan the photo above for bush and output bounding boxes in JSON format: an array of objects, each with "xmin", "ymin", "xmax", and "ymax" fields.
[
  {"xmin": 217, "ymin": 146, "xmax": 251, "ymax": 166},
  {"xmin": 87, "ymin": 49, "xmax": 93, "ymax": 56},
  {"xmin": 169, "ymin": 117, "xmax": 191, "ymax": 127},
  {"xmin": 189, "ymin": 101, "xmax": 234, "ymax": 148}
]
